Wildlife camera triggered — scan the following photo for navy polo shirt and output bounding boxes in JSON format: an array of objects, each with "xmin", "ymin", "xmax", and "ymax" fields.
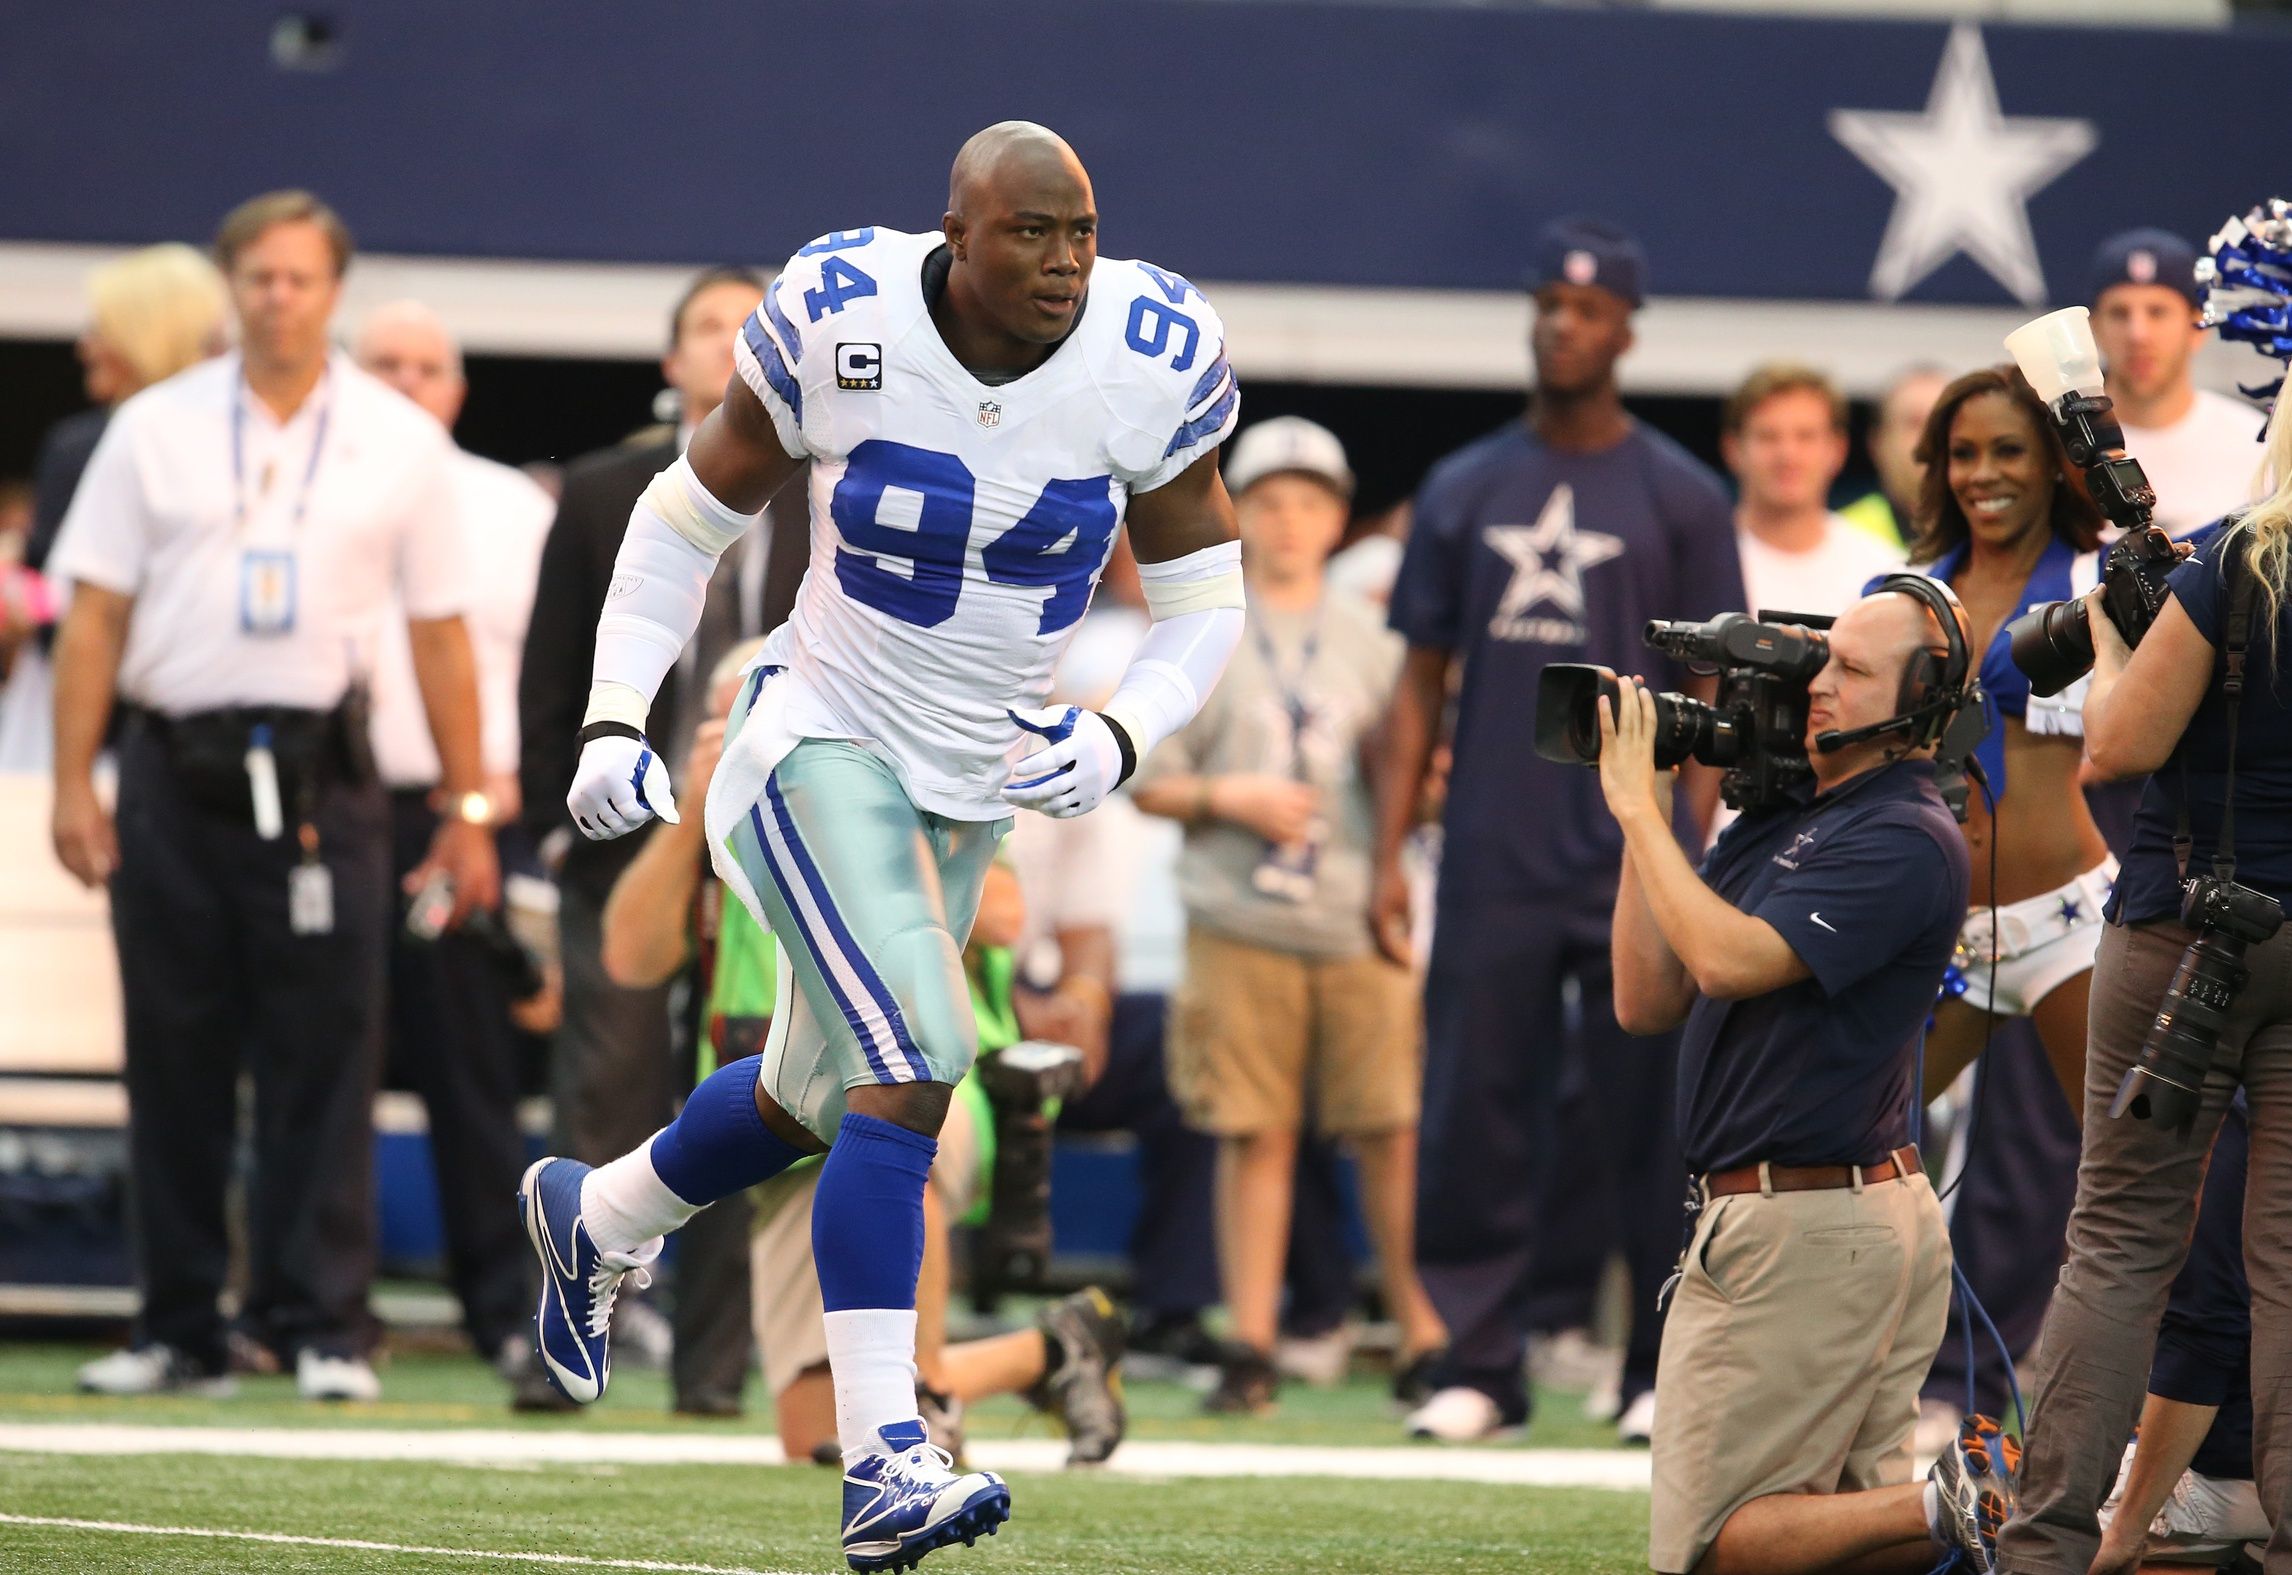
[
  {"xmin": 2151, "ymin": 1096, "xmax": 2253, "ymax": 1483},
  {"xmin": 2114, "ymin": 521, "xmax": 2292, "ymax": 925},
  {"xmin": 1388, "ymin": 420, "xmax": 1741, "ymax": 913},
  {"xmin": 1679, "ymin": 760, "xmax": 1970, "ymax": 1174}
]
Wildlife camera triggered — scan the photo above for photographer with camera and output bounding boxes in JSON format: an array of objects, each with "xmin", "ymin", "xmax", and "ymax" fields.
[
  {"xmin": 1999, "ymin": 399, "xmax": 2292, "ymax": 1575},
  {"xmin": 1591, "ymin": 584, "xmax": 2002, "ymax": 1575}
]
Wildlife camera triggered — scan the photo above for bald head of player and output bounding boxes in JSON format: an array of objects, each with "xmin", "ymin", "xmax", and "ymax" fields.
[{"xmin": 939, "ymin": 121, "xmax": 1097, "ymax": 364}]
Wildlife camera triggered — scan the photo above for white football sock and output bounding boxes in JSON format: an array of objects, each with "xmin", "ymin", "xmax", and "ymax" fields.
[
  {"xmin": 580, "ymin": 1133, "xmax": 697, "ymax": 1258},
  {"xmin": 826, "ymin": 1308, "xmax": 922, "ymax": 1464}
]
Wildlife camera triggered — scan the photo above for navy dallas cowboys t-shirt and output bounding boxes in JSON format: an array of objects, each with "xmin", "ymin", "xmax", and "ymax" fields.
[{"xmin": 1389, "ymin": 421, "xmax": 1743, "ymax": 912}]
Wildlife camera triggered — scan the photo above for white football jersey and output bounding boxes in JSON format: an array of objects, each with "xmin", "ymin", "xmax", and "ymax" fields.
[{"xmin": 733, "ymin": 226, "xmax": 1238, "ymax": 821}]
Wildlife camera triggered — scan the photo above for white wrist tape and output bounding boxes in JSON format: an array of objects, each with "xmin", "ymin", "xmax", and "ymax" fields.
[
  {"xmin": 640, "ymin": 453, "xmax": 757, "ymax": 556},
  {"xmin": 581, "ymin": 680, "xmax": 651, "ymax": 732},
  {"xmin": 1137, "ymin": 540, "xmax": 1246, "ymax": 619},
  {"xmin": 589, "ymin": 478, "xmax": 729, "ymax": 702}
]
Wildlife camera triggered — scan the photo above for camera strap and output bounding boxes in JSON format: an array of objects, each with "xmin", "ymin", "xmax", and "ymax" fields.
[{"xmin": 2175, "ymin": 520, "xmax": 2259, "ymax": 884}]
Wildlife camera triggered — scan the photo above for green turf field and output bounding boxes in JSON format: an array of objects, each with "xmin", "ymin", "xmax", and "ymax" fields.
[{"xmin": 0, "ymin": 1343, "xmax": 1654, "ymax": 1573}]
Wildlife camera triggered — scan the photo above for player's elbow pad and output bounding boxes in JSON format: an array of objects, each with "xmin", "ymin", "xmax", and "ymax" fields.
[
  {"xmin": 590, "ymin": 473, "xmax": 738, "ymax": 702},
  {"xmin": 1102, "ymin": 542, "xmax": 1246, "ymax": 761}
]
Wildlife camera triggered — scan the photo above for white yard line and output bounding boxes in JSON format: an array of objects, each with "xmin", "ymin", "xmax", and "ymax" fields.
[
  {"xmin": 0, "ymin": 1513, "xmax": 797, "ymax": 1574},
  {"xmin": 0, "ymin": 1422, "xmax": 1651, "ymax": 1491}
]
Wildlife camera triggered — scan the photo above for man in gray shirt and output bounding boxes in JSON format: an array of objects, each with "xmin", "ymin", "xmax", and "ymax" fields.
[{"xmin": 1134, "ymin": 417, "xmax": 1446, "ymax": 1414}]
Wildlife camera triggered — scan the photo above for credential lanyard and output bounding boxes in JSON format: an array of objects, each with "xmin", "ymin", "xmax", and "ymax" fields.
[
  {"xmin": 231, "ymin": 381, "xmax": 332, "ymax": 533},
  {"xmin": 1253, "ymin": 611, "xmax": 1322, "ymax": 778}
]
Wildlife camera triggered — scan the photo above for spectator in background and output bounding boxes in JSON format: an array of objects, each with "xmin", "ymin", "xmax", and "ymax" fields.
[
  {"xmin": 1840, "ymin": 366, "xmax": 1948, "ymax": 551},
  {"xmin": 2088, "ymin": 229, "xmax": 2264, "ymax": 538},
  {"xmin": 353, "ymin": 300, "xmax": 561, "ymax": 1409},
  {"xmin": 7, "ymin": 246, "xmax": 231, "ymax": 773},
  {"xmin": 49, "ymin": 191, "xmax": 494, "ymax": 1402},
  {"xmin": 1374, "ymin": 218, "xmax": 1744, "ymax": 1444},
  {"xmin": 1134, "ymin": 417, "xmax": 1447, "ymax": 1416},
  {"xmin": 1724, "ymin": 365, "xmax": 1902, "ymax": 618}
]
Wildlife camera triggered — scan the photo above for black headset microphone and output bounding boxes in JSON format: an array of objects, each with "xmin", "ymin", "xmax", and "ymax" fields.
[{"xmin": 1809, "ymin": 573, "xmax": 1989, "ymax": 812}]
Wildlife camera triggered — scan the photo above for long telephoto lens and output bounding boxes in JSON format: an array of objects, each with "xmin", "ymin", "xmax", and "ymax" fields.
[
  {"xmin": 2007, "ymin": 597, "xmax": 2097, "ymax": 698},
  {"xmin": 1533, "ymin": 664, "xmax": 1725, "ymax": 769},
  {"xmin": 2109, "ymin": 932, "xmax": 2249, "ymax": 1134}
]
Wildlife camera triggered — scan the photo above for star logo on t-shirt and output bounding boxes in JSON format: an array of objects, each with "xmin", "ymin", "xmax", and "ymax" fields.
[{"xmin": 1484, "ymin": 485, "xmax": 1625, "ymax": 643}]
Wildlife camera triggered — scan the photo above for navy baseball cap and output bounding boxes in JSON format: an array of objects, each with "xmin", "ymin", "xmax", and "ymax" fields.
[
  {"xmin": 1529, "ymin": 216, "xmax": 1646, "ymax": 308},
  {"xmin": 2086, "ymin": 228, "xmax": 2201, "ymax": 308}
]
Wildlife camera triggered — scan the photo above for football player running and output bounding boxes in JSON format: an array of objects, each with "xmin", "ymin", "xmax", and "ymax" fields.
[{"xmin": 518, "ymin": 122, "xmax": 1243, "ymax": 1572}]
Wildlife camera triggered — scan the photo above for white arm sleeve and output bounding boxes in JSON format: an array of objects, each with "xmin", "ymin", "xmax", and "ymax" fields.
[
  {"xmin": 584, "ymin": 455, "xmax": 756, "ymax": 728},
  {"xmin": 1099, "ymin": 540, "xmax": 1246, "ymax": 762}
]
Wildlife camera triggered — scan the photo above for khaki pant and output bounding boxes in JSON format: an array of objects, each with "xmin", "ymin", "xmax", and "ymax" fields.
[
  {"xmin": 1649, "ymin": 1172, "xmax": 1952, "ymax": 1574},
  {"xmin": 1165, "ymin": 926, "xmax": 1420, "ymax": 1137},
  {"xmin": 2000, "ymin": 918, "xmax": 2292, "ymax": 1575}
]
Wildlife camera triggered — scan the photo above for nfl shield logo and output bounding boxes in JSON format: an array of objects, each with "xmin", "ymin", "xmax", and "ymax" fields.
[
  {"xmin": 1564, "ymin": 249, "xmax": 1597, "ymax": 286},
  {"xmin": 2128, "ymin": 249, "xmax": 2158, "ymax": 284},
  {"xmin": 977, "ymin": 400, "xmax": 1002, "ymax": 430}
]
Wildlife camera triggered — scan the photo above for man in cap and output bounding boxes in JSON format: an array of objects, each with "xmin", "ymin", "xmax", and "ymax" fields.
[
  {"xmin": 2088, "ymin": 228, "xmax": 2264, "ymax": 538},
  {"xmin": 1372, "ymin": 217, "xmax": 1744, "ymax": 1441},
  {"xmin": 1133, "ymin": 416, "xmax": 1447, "ymax": 1416}
]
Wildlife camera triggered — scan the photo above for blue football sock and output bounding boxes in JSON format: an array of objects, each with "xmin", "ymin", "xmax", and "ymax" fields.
[
  {"xmin": 813, "ymin": 1111, "xmax": 937, "ymax": 1312},
  {"xmin": 648, "ymin": 1055, "xmax": 806, "ymax": 1206}
]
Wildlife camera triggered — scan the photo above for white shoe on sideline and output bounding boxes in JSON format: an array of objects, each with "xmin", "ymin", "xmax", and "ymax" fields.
[
  {"xmin": 1405, "ymin": 1385, "xmax": 1521, "ymax": 1442},
  {"xmin": 1618, "ymin": 1389, "xmax": 1656, "ymax": 1446},
  {"xmin": 296, "ymin": 1349, "xmax": 381, "ymax": 1403},
  {"xmin": 77, "ymin": 1345, "xmax": 234, "ymax": 1398}
]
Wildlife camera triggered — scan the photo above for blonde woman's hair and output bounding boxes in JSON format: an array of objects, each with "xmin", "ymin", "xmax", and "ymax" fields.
[
  {"xmin": 2241, "ymin": 393, "xmax": 2292, "ymax": 633},
  {"xmin": 87, "ymin": 244, "xmax": 229, "ymax": 392}
]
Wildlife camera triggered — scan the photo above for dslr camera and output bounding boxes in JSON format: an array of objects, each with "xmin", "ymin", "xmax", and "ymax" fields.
[
  {"xmin": 1534, "ymin": 613, "xmax": 1831, "ymax": 814},
  {"xmin": 2000, "ymin": 308, "xmax": 2183, "ymax": 697},
  {"xmin": 2110, "ymin": 873, "xmax": 2286, "ymax": 1134}
]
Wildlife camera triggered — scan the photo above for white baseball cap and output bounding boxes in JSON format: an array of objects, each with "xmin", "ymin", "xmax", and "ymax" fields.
[{"xmin": 1223, "ymin": 416, "xmax": 1354, "ymax": 500}]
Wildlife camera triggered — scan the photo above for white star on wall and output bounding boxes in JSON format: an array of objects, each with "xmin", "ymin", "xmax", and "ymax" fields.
[
  {"xmin": 1828, "ymin": 24, "xmax": 2097, "ymax": 305},
  {"xmin": 1486, "ymin": 485, "xmax": 1623, "ymax": 630}
]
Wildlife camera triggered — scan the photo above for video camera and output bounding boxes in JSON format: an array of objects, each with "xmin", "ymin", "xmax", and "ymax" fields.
[
  {"xmin": 1534, "ymin": 612, "xmax": 1831, "ymax": 815},
  {"xmin": 2000, "ymin": 308, "xmax": 2184, "ymax": 697}
]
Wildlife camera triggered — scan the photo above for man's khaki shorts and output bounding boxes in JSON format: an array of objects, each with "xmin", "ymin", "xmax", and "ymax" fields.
[
  {"xmin": 1165, "ymin": 926, "xmax": 1420, "ymax": 1138},
  {"xmin": 1648, "ymin": 1170, "xmax": 1952, "ymax": 1574},
  {"xmin": 748, "ymin": 1092, "xmax": 983, "ymax": 1398}
]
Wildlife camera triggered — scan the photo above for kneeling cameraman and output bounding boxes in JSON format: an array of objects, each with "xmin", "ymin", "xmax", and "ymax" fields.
[
  {"xmin": 1600, "ymin": 587, "xmax": 1993, "ymax": 1575},
  {"xmin": 2001, "ymin": 405, "xmax": 2292, "ymax": 1574}
]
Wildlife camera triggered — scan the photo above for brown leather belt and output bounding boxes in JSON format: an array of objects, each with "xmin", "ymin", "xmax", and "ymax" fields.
[{"xmin": 1702, "ymin": 1145, "xmax": 1922, "ymax": 1199}]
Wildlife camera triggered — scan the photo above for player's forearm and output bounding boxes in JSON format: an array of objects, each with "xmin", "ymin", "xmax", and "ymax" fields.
[
  {"xmin": 1372, "ymin": 647, "xmax": 1445, "ymax": 869},
  {"xmin": 407, "ymin": 615, "xmax": 487, "ymax": 796},
  {"xmin": 585, "ymin": 458, "xmax": 752, "ymax": 733},
  {"xmin": 2109, "ymin": 1394, "xmax": 2218, "ymax": 1543},
  {"xmin": 51, "ymin": 584, "xmax": 130, "ymax": 790},
  {"xmin": 1098, "ymin": 555, "xmax": 1245, "ymax": 770}
]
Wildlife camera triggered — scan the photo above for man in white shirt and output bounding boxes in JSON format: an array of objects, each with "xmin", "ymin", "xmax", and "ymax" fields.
[
  {"xmin": 46, "ymin": 191, "xmax": 494, "ymax": 1404},
  {"xmin": 1723, "ymin": 365, "xmax": 1902, "ymax": 620},
  {"xmin": 2087, "ymin": 229, "xmax": 2266, "ymax": 537},
  {"xmin": 355, "ymin": 299, "xmax": 561, "ymax": 1407}
]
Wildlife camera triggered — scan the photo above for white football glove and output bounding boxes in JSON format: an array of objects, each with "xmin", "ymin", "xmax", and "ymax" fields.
[
  {"xmin": 1002, "ymin": 706, "xmax": 1130, "ymax": 819},
  {"xmin": 568, "ymin": 728, "xmax": 680, "ymax": 840}
]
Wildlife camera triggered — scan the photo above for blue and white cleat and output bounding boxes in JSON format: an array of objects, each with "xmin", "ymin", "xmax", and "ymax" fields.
[
  {"xmin": 841, "ymin": 1420, "xmax": 1012, "ymax": 1573},
  {"xmin": 517, "ymin": 1157, "xmax": 656, "ymax": 1404}
]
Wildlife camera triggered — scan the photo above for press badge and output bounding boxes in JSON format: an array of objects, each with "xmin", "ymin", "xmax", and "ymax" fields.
[
  {"xmin": 239, "ymin": 549, "xmax": 298, "ymax": 637},
  {"xmin": 289, "ymin": 860, "xmax": 334, "ymax": 936}
]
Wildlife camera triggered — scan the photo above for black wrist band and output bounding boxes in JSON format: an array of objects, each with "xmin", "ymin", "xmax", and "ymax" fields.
[
  {"xmin": 578, "ymin": 720, "xmax": 646, "ymax": 747},
  {"xmin": 1099, "ymin": 712, "xmax": 1140, "ymax": 787}
]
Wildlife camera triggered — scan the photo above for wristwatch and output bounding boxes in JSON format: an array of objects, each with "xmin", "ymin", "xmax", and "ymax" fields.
[{"xmin": 448, "ymin": 790, "xmax": 494, "ymax": 827}]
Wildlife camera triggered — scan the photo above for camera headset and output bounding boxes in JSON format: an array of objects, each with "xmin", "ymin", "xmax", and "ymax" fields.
[{"xmin": 1813, "ymin": 573, "xmax": 1989, "ymax": 808}]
